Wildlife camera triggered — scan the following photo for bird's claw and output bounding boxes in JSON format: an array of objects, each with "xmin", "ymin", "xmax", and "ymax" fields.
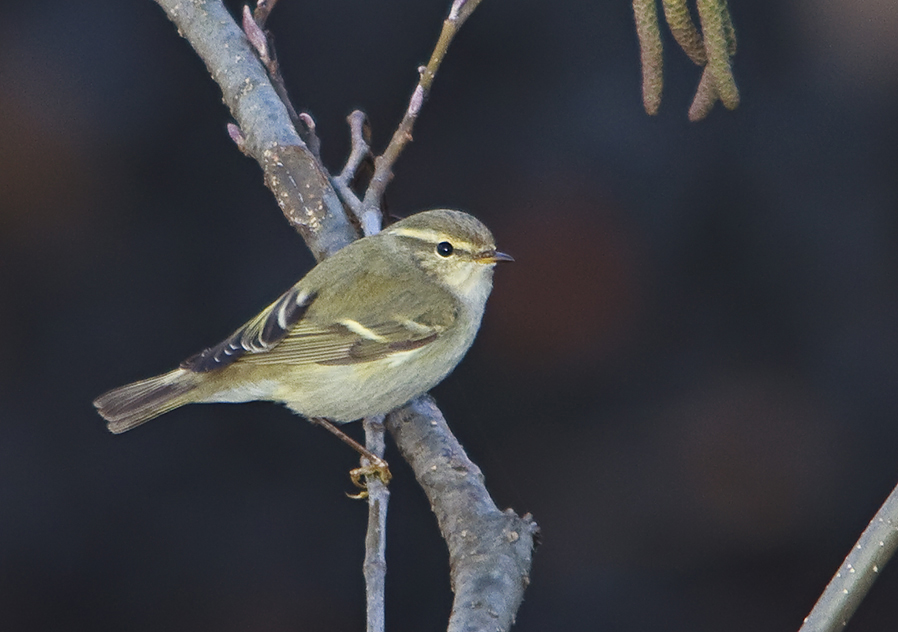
[{"xmin": 347, "ymin": 457, "xmax": 392, "ymax": 500}]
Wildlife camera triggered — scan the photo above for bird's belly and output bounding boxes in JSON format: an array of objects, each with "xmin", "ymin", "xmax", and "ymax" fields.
[{"xmin": 274, "ymin": 345, "xmax": 462, "ymax": 422}]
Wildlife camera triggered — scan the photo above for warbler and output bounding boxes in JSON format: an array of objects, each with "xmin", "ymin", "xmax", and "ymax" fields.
[{"xmin": 94, "ymin": 209, "xmax": 512, "ymax": 433}]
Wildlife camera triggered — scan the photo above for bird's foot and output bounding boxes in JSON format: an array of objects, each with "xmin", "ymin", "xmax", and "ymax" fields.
[{"xmin": 347, "ymin": 456, "xmax": 392, "ymax": 500}]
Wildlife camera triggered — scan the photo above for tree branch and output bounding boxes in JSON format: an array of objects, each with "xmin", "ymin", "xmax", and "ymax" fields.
[
  {"xmin": 387, "ymin": 396, "xmax": 539, "ymax": 632},
  {"xmin": 332, "ymin": 110, "xmax": 373, "ymax": 224},
  {"xmin": 151, "ymin": 2, "xmax": 537, "ymax": 630},
  {"xmin": 155, "ymin": 0, "xmax": 357, "ymax": 261},
  {"xmin": 241, "ymin": 5, "xmax": 322, "ymax": 156},
  {"xmin": 799, "ymin": 480, "xmax": 898, "ymax": 632}
]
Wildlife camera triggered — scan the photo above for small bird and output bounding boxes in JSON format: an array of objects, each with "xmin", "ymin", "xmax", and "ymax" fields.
[{"xmin": 94, "ymin": 209, "xmax": 512, "ymax": 434}]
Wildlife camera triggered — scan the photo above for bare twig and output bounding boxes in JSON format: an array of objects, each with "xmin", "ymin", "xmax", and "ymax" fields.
[
  {"xmin": 799, "ymin": 481, "xmax": 898, "ymax": 632},
  {"xmin": 358, "ymin": 0, "xmax": 485, "ymax": 233},
  {"xmin": 332, "ymin": 110, "xmax": 373, "ymax": 219},
  {"xmin": 387, "ymin": 396, "xmax": 539, "ymax": 632},
  {"xmin": 241, "ymin": 5, "xmax": 321, "ymax": 156},
  {"xmin": 362, "ymin": 415, "xmax": 389, "ymax": 632}
]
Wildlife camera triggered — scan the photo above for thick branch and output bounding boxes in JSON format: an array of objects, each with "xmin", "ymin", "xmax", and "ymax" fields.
[
  {"xmin": 155, "ymin": 0, "xmax": 357, "ymax": 260},
  {"xmin": 387, "ymin": 396, "xmax": 538, "ymax": 632}
]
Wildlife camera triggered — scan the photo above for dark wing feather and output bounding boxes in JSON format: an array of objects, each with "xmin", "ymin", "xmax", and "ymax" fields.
[{"xmin": 181, "ymin": 287, "xmax": 316, "ymax": 373}]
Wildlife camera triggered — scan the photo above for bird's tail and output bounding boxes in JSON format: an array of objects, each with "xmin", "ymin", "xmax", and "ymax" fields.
[{"xmin": 94, "ymin": 369, "xmax": 202, "ymax": 434}]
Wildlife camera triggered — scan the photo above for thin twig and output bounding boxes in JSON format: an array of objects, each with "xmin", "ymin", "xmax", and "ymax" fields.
[
  {"xmin": 244, "ymin": 2, "xmax": 384, "ymax": 625},
  {"xmin": 332, "ymin": 110, "xmax": 372, "ymax": 218},
  {"xmin": 242, "ymin": 5, "xmax": 321, "ymax": 153},
  {"xmin": 362, "ymin": 415, "xmax": 389, "ymax": 632},
  {"xmin": 358, "ymin": 0, "xmax": 485, "ymax": 232},
  {"xmin": 799, "ymin": 480, "xmax": 898, "ymax": 632}
]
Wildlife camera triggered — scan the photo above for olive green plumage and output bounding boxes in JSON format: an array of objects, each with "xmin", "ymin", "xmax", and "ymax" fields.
[{"xmin": 94, "ymin": 209, "xmax": 511, "ymax": 433}]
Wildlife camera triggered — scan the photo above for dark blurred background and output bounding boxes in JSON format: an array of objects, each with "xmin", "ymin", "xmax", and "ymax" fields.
[{"xmin": 2, "ymin": 0, "xmax": 898, "ymax": 630}]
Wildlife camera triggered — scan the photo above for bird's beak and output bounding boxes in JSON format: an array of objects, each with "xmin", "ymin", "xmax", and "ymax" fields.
[{"xmin": 476, "ymin": 250, "xmax": 514, "ymax": 264}]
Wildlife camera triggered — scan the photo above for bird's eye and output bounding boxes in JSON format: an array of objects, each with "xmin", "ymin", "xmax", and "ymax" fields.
[{"xmin": 436, "ymin": 241, "xmax": 454, "ymax": 257}]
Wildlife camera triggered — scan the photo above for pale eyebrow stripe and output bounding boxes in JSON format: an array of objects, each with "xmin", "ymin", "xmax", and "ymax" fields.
[{"xmin": 388, "ymin": 227, "xmax": 478, "ymax": 252}]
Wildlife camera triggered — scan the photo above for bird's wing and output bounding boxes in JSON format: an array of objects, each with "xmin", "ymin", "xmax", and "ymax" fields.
[
  {"xmin": 180, "ymin": 284, "xmax": 317, "ymax": 373},
  {"xmin": 180, "ymin": 281, "xmax": 457, "ymax": 373}
]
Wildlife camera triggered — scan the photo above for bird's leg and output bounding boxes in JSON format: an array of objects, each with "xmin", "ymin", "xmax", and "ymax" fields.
[{"xmin": 309, "ymin": 417, "xmax": 392, "ymax": 497}]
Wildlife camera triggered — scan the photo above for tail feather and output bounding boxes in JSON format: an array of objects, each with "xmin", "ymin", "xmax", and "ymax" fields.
[{"xmin": 94, "ymin": 369, "xmax": 201, "ymax": 434}]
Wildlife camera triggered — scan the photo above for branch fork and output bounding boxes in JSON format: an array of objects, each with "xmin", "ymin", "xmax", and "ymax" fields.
[{"xmin": 152, "ymin": 1, "xmax": 536, "ymax": 631}]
